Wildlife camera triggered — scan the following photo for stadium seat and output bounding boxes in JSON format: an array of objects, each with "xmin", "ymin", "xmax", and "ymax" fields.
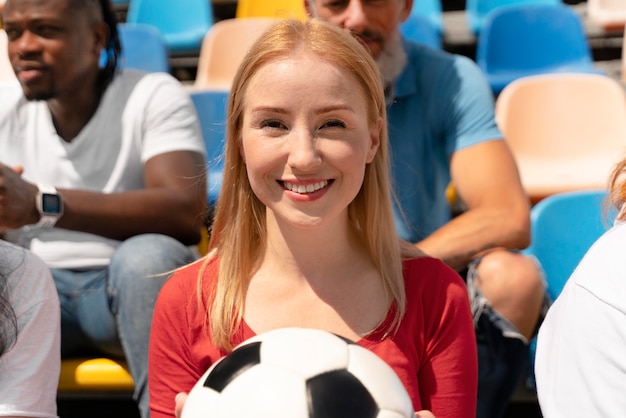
[
  {"xmin": 409, "ymin": 0, "xmax": 444, "ymax": 34},
  {"xmin": 117, "ymin": 23, "xmax": 170, "ymax": 73},
  {"xmin": 524, "ymin": 189, "xmax": 616, "ymax": 302},
  {"xmin": 587, "ymin": 0, "xmax": 626, "ymax": 32},
  {"xmin": 0, "ymin": 29, "xmax": 15, "ymax": 81},
  {"xmin": 523, "ymin": 189, "xmax": 617, "ymax": 389},
  {"xmin": 126, "ymin": 0, "xmax": 213, "ymax": 55},
  {"xmin": 476, "ymin": 3, "xmax": 603, "ymax": 95},
  {"xmin": 236, "ymin": 0, "xmax": 307, "ymax": 20},
  {"xmin": 495, "ymin": 73, "xmax": 626, "ymax": 203},
  {"xmin": 400, "ymin": 14, "xmax": 442, "ymax": 50},
  {"xmin": 58, "ymin": 358, "xmax": 134, "ymax": 392},
  {"xmin": 194, "ymin": 17, "xmax": 277, "ymax": 90},
  {"xmin": 466, "ymin": 0, "xmax": 561, "ymax": 35},
  {"xmin": 189, "ymin": 89, "xmax": 230, "ymax": 210}
]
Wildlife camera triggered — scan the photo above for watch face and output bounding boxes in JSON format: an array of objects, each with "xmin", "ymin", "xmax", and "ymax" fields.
[{"xmin": 41, "ymin": 193, "xmax": 62, "ymax": 214}]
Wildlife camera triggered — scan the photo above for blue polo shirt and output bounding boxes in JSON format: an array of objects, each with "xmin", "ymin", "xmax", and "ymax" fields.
[{"xmin": 388, "ymin": 40, "xmax": 502, "ymax": 242}]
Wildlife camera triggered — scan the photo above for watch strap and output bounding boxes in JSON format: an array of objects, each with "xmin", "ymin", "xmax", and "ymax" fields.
[{"xmin": 35, "ymin": 185, "xmax": 62, "ymax": 228}]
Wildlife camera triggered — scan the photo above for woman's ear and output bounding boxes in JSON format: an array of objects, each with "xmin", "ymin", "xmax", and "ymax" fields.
[{"xmin": 366, "ymin": 117, "xmax": 383, "ymax": 164}]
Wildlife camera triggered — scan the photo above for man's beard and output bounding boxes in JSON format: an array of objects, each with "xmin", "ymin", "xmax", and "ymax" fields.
[{"xmin": 375, "ymin": 34, "xmax": 407, "ymax": 89}]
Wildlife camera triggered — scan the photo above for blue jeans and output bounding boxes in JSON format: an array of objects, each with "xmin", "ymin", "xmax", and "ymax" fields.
[{"xmin": 52, "ymin": 234, "xmax": 197, "ymax": 418}]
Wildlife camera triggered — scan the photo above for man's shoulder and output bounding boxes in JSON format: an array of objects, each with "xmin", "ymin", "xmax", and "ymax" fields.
[
  {"xmin": 404, "ymin": 40, "xmax": 478, "ymax": 76},
  {"xmin": 0, "ymin": 80, "xmax": 26, "ymax": 109},
  {"xmin": 109, "ymin": 69, "xmax": 181, "ymax": 94}
]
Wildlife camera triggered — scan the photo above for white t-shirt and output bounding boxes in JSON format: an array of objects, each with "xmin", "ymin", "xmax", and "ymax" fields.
[
  {"xmin": 0, "ymin": 70, "xmax": 205, "ymax": 269},
  {"xmin": 0, "ymin": 241, "xmax": 60, "ymax": 417},
  {"xmin": 535, "ymin": 218, "xmax": 626, "ymax": 417}
]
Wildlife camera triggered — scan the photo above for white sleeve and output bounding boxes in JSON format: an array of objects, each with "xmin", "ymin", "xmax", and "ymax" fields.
[
  {"xmin": 535, "ymin": 237, "xmax": 626, "ymax": 417},
  {"xmin": 0, "ymin": 245, "xmax": 60, "ymax": 418}
]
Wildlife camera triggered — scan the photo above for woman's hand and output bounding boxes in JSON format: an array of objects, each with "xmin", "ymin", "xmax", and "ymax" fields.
[
  {"xmin": 415, "ymin": 410, "xmax": 435, "ymax": 418},
  {"xmin": 174, "ymin": 392, "xmax": 188, "ymax": 418}
]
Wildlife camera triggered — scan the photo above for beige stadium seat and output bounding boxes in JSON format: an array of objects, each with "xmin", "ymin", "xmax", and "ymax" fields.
[
  {"xmin": 495, "ymin": 73, "xmax": 626, "ymax": 203},
  {"xmin": 0, "ymin": 30, "xmax": 16, "ymax": 81},
  {"xmin": 194, "ymin": 17, "xmax": 278, "ymax": 90}
]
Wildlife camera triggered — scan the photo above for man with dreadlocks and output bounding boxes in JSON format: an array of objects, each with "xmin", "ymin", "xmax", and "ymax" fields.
[{"xmin": 0, "ymin": 0, "xmax": 207, "ymax": 416}]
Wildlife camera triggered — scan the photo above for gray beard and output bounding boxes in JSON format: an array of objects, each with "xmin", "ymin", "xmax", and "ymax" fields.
[{"xmin": 375, "ymin": 34, "xmax": 407, "ymax": 90}]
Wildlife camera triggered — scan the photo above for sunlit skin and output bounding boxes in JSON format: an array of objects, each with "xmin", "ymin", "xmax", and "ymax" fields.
[
  {"xmin": 307, "ymin": 0, "xmax": 413, "ymax": 59},
  {"xmin": 240, "ymin": 52, "xmax": 380, "ymax": 233}
]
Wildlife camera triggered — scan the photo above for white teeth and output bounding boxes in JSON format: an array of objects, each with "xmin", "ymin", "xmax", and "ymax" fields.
[{"xmin": 284, "ymin": 180, "xmax": 329, "ymax": 194}]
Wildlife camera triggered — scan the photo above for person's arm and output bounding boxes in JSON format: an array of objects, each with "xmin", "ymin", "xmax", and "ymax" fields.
[
  {"xmin": 417, "ymin": 262, "xmax": 477, "ymax": 417},
  {"xmin": 0, "ymin": 245, "xmax": 60, "ymax": 418},
  {"xmin": 0, "ymin": 150, "xmax": 207, "ymax": 245},
  {"xmin": 149, "ymin": 267, "xmax": 207, "ymax": 418},
  {"xmin": 417, "ymin": 140, "xmax": 530, "ymax": 271}
]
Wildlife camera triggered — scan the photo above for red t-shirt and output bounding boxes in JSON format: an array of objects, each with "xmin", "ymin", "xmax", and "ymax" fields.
[{"xmin": 148, "ymin": 256, "xmax": 477, "ymax": 418}]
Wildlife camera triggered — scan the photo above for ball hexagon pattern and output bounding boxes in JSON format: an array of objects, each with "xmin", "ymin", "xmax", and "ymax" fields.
[{"xmin": 181, "ymin": 327, "xmax": 414, "ymax": 418}]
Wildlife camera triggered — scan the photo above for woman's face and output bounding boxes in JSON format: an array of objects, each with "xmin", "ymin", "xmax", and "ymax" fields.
[{"xmin": 240, "ymin": 51, "xmax": 381, "ymax": 231}]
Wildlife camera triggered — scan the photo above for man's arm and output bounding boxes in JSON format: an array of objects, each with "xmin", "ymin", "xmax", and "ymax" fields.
[
  {"xmin": 417, "ymin": 140, "xmax": 531, "ymax": 270},
  {"xmin": 0, "ymin": 150, "xmax": 207, "ymax": 246}
]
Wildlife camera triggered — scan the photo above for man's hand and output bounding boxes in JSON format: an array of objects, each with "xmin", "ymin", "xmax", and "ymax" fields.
[{"xmin": 0, "ymin": 163, "xmax": 38, "ymax": 229}]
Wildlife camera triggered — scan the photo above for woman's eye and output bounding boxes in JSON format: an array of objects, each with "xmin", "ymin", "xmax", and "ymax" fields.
[
  {"xmin": 321, "ymin": 119, "xmax": 346, "ymax": 129},
  {"xmin": 260, "ymin": 120, "xmax": 286, "ymax": 129}
]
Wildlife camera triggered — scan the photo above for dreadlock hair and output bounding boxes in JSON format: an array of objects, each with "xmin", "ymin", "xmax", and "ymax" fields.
[{"xmin": 97, "ymin": 0, "xmax": 121, "ymax": 88}]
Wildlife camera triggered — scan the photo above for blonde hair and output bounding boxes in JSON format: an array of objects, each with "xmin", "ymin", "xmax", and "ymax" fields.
[
  {"xmin": 202, "ymin": 18, "xmax": 420, "ymax": 350},
  {"xmin": 608, "ymin": 156, "xmax": 626, "ymax": 220}
]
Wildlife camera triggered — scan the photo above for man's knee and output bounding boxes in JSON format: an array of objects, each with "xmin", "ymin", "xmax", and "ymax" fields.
[
  {"xmin": 472, "ymin": 251, "xmax": 547, "ymax": 340},
  {"xmin": 111, "ymin": 234, "xmax": 196, "ymax": 271}
]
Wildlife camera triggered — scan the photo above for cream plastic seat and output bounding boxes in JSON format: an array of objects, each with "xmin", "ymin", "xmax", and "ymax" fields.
[
  {"xmin": 235, "ymin": 0, "xmax": 307, "ymax": 20},
  {"xmin": 587, "ymin": 0, "xmax": 626, "ymax": 31},
  {"xmin": 0, "ymin": 30, "xmax": 16, "ymax": 81},
  {"xmin": 495, "ymin": 73, "xmax": 626, "ymax": 203},
  {"xmin": 194, "ymin": 17, "xmax": 278, "ymax": 90}
]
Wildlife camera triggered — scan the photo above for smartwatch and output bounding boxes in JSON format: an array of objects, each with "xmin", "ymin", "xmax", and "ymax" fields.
[{"xmin": 35, "ymin": 185, "xmax": 63, "ymax": 228}]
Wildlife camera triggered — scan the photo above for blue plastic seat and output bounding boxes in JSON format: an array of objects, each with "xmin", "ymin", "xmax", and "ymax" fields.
[
  {"xmin": 400, "ymin": 14, "xmax": 442, "ymax": 50},
  {"xmin": 466, "ymin": 0, "xmax": 561, "ymax": 35},
  {"xmin": 524, "ymin": 189, "xmax": 617, "ymax": 302},
  {"xmin": 523, "ymin": 189, "xmax": 616, "ymax": 389},
  {"xmin": 409, "ymin": 0, "xmax": 444, "ymax": 34},
  {"xmin": 476, "ymin": 3, "xmax": 603, "ymax": 95},
  {"xmin": 126, "ymin": 0, "xmax": 213, "ymax": 55},
  {"xmin": 189, "ymin": 89, "xmax": 229, "ymax": 209},
  {"xmin": 117, "ymin": 23, "xmax": 170, "ymax": 73}
]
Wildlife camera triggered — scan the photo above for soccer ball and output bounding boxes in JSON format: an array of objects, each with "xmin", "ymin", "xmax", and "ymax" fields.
[{"xmin": 181, "ymin": 327, "xmax": 414, "ymax": 418}]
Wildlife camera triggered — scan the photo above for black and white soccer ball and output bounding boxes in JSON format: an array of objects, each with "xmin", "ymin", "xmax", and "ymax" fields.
[{"xmin": 181, "ymin": 327, "xmax": 414, "ymax": 418}]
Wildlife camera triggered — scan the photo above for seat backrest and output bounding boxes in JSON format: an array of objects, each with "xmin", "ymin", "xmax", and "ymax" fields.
[
  {"xmin": 496, "ymin": 73, "xmax": 626, "ymax": 159},
  {"xmin": 466, "ymin": 0, "xmax": 561, "ymax": 35},
  {"xmin": 409, "ymin": 0, "xmax": 444, "ymax": 34},
  {"xmin": 0, "ymin": 29, "xmax": 15, "ymax": 81},
  {"xmin": 236, "ymin": 0, "xmax": 307, "ymax": 20},
  {"xmin": 117, "ymin": 23, "xmax": 170, "ymax": 73},
  {"xmin": 126, "ymin": 0, "xmax": 213, "ymax": 54},
  {"xmin": 194, "ymin": 17, "xmax": 278, "ymax": 90},
  {"xmin": 495, "ymin": 73, "xmax": 626, "ymax": 201},
  {"xmin": 524, "ymin": 190, "xmax": 617, "ymax": 301},
  {"xmin": 400, "ymin": 14, "xmax": 442, "ymax": 50},
  {"xmin": 477, "ymin": 4, "xmax": 593, "ymax": 74},
  {"xmin": 189, "ymin": 88, "xmax": 230, "ymax": 207}
]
